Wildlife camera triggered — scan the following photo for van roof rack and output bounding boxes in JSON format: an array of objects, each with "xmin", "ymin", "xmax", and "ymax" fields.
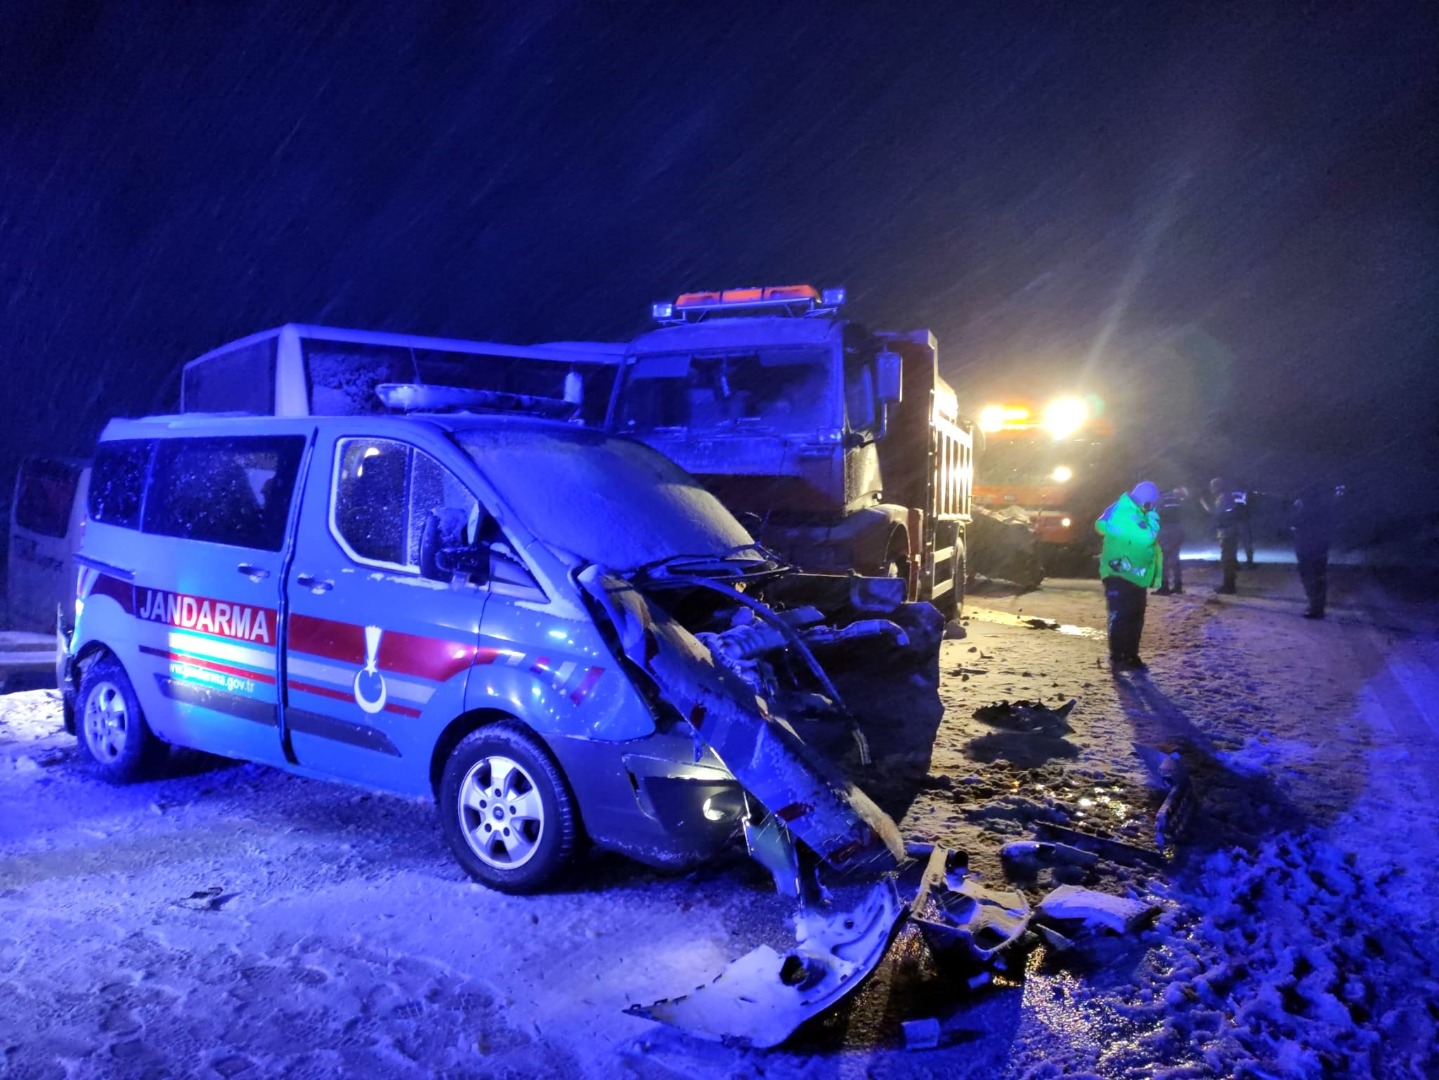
[{"xmin": 375, "ymin": 383, "xmax": 576, "ymax": 419}]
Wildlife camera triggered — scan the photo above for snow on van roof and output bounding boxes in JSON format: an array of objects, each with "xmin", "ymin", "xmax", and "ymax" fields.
[
  {"xmin": 186, "ymin": 323, "xmax": 625, "ymax": 368},
  {"xmin": 102, "ymin": 411, "xmax": 576, "ymax": 439}
]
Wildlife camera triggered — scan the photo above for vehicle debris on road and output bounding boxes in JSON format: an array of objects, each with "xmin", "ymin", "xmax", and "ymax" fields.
[
  {"xmin": 1000, "ymin": 838, "xmax": 1101, "ymax": 870},
  {"xmin": 973, "ymin": 698, "xmax": 1077, "ymax": 734},
  {"xmin": 1035, "ymin": 883, "xmax": 1158, "ymax": 934}
]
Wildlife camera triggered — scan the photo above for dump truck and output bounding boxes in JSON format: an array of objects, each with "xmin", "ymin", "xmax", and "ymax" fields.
[{"xmin": 605, "ymin": 285, "xmax": 973, "ymax": 618}]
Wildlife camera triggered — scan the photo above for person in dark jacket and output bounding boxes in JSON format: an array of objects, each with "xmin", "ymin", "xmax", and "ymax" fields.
[
  {"xmin": 1291, "ymin": 483, "xmax": 1336, "ymax": 618},
  {"xmin": 1201, "ymin": 477, "xmax": 1242, "ymax": 594},
  {"xmin": 1154, "ymin": 486, "xmax": 1188, "ymax": 594},
  {"xmin": 1096, "ymin": 480, "xmax": 1162, "ymax": 670}
]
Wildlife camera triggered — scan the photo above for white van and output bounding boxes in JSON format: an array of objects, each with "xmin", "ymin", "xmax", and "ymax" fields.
[{"xmin": 7, "ymin": 456, "xmax": 90, "ymax": 632}]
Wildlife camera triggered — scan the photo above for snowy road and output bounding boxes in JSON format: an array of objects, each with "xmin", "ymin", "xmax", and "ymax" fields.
[{"xmin": 1, "ymin": 562, "xmax": 1435, "ymax": 1078}]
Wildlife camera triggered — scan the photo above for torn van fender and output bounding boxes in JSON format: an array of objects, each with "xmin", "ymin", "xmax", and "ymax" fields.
[{"xmin": 579, "ymin": 566, "xmax": 905, "ymax": 875}]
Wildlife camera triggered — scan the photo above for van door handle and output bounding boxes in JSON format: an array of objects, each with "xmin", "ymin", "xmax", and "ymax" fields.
[
  {"xmin": 237, "ymin": 563, "xmax": 271, "ymax": 580},
  {"xmin": 296, "ymin": 573, "xmax": 333, "ymax": 594}
]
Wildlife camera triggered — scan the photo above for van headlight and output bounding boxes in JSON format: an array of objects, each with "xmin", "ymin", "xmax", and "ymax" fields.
[{"xmin": 702, "ymin": 789, "xmax": 746, "ymax": 822}]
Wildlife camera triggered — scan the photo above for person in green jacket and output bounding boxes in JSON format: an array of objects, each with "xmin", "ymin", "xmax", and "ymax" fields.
[{"xmin": 1095, "ymin": 480, "xmax": 1162, "ymax": 670}]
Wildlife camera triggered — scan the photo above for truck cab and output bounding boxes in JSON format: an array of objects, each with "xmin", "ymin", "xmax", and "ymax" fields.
[{"xmin": 607, "ymin": 286, "xmax": 971, "ymax": 617}]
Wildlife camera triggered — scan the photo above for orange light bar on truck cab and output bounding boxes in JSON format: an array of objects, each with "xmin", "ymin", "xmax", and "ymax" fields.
[
  {"xmin": 674, "ymin": 285, "xmax": 821, "ymax": 308},
  {"xmin": 653, "ymin": 284, "xmax": 845, "ymax": 322}
]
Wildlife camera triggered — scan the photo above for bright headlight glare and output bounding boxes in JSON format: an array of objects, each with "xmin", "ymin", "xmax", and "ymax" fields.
[
  {"xmin": 1043, "ymin": 397, "xmax": 1087, "ymax": 439},
  {"xmin": 1051, "ymin": 465, "xmax": 1073, "ymax": 483}
]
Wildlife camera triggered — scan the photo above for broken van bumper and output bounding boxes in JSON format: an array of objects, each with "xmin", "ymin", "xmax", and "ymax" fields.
[{"xmin": 547, "ymin": 726, "xmax": 747, "ymax": 870}]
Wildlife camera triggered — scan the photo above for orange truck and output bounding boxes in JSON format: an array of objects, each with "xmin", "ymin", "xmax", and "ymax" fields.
[{"xmin": 972, "ymin": 398, "xmax": 1118, "ymax": 574}]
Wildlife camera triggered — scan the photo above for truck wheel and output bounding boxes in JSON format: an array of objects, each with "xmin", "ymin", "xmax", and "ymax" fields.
[
  {"xmin": 948, "ymin": 538, "xmax": 967, "ymax": 618},
  {"xmin": 439, "ymin": 722, "xmax": 579, "ymax": 894},
  {"xmin": 77, "ymin": 654, "xmax": 168, "ymax": 783},
  {"xmin": 882, "ymin": 533, "xmax": 909, "ymax": 583}
]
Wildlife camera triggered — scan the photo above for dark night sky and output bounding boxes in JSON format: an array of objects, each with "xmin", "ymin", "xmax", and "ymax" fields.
[{"xmin": 2, "ymin": 2, "xmax": 1435, "ymax": 534}]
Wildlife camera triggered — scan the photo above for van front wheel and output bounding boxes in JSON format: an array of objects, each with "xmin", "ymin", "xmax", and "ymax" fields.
[
  {"xmin": 439, "ymin": 723, "xmax": 578, "ymax": 894},
  {"xmin": 77, "ymin": 655, "xmax": 168, "ymax": 783}
]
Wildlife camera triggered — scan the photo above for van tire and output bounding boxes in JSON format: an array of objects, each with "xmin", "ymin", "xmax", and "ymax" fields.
[
  {"xmin": 438, "ymin": 723, "xmax": 579, "ymax": 894},
  {"xmin": 77, "ymin": 655, "xmax": 168, "ymax": 783}
]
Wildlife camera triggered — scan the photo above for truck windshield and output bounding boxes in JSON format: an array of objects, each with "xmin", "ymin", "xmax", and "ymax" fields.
[
  {"xmin": 614, "ymin": 347, "xmax": 832, "ymax": 434},
  {"xmin": 979, "ymin": 434, "xmax": 1108, "ymax": 487},
  {"xmin": 455, "ymin": 427, "xmax": 756, "ymax": 572}
]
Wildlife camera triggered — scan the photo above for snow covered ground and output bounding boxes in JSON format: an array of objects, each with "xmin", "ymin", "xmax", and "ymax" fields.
[{"xmin": 1, "ymin": 560, "xmax": 1436, "ymax": 1078}]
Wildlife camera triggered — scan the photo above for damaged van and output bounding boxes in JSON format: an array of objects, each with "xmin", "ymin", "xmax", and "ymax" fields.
[{"xmin": 60, "ymin": 406, "xmax": 940, "ymax": 894}]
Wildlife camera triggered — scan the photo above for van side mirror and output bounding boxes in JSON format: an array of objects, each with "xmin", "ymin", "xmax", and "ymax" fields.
[
  {"xmin": 436, "ymin": 545, "xmax": 489, "ymax": 578},
  {"xmin": 876, "ymin": 350, "xmax": 902, "ymax": 405}
]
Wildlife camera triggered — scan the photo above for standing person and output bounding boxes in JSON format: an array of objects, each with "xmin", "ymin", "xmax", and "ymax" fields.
[
  {"xmin": 1095, "ymin": 480, "xmax": 1162, "ymax": 670},
  {"xmin": 1154, "ymin": 486, "xmax": 1189, "ymax": 594},
  {"xmin": 1290, "ymin": 483, "xmax": 1335, "ymax": 618},
  {"xmin": 1202, "ymin": 477, "xmax": 1241, "ymax": 594}
]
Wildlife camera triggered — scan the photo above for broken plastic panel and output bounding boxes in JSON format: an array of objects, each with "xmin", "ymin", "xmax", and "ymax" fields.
[
  {"xmin": 913, "ymin": 876, "xmax": 1032, "ymax": 968},
  {"xmin": 626, "ymin": 877, "xmax": 904, "ymax": 1049}
]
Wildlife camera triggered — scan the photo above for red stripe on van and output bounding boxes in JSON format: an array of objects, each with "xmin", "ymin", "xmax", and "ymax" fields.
[
  {"xmin": 569, "ymin": 666, "xmax": 604, "ymax": 705},
  {"xmin": 89, "ymin": 573, "xmax": 134, "ymax": 613},
  {"xmin": 288, "ymin": 678, "xmax": 421, "ymax": 718},
  {"xmin": 288, "ymin": 678, "xmax": 353, "ymax": 703},
  {"xmin": 379, "ymin": 632, "xmax": 478, "ymax": 683},
  {"xmin": 287, "ymin": 615, "xmax": 366, "ymax": 666},
  {"xmin": 287, "ymin": 614, "xmax": 478, "ymax": 684}
]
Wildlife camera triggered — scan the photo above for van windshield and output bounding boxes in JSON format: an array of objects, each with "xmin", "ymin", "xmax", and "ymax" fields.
[{"xmin": 455, "ymin": 427, "xmax": 755, "ymax": 572}]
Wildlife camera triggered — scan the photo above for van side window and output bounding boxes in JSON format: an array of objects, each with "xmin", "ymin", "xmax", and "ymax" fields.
[
  {"xmin": 15, "ymin": 458, "xmax": 84, "ymax": 539},
  {"xmin": 332, "ymin": 438, "xmax": 477, "ymax": 574},
  {"xmin": 89, "ymin": 440, "xmax": 154, "ymax": 530},
  {"xmin": 305, "ymin": 343, "xmax": 414, "ymax": 416},
  {"xmin": 144, "ymin": 436, "xmax": 305, "ymax": 551},
  {"xmin": 181, "ymin": 339, "xmax": 277, "ymax": 414}
]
